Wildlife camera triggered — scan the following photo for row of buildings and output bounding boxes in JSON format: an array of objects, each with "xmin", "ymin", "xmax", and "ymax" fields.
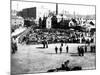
[{"xmin": 11, "ymin": 7, "xmax": 95, "ymax": 30}]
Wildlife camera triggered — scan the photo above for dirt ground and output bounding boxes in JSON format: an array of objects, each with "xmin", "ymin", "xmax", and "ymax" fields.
[{"xmin": 11, "ymin": 43, "xmax": 96, "ymax": 74}]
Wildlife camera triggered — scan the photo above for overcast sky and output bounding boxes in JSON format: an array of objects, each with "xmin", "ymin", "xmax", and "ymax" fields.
[{"xmin": 12, "ymin": 1, "xmax": 95, "ymax": 16}]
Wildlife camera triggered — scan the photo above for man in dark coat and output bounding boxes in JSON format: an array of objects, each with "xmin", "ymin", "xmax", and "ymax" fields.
[
  {"xmin": 55, "ymin": 46, "xmax": 58, "ymax": 54},
  {"xmin": 11, "ymin": 41, "xmax": 17, "ymax": 54},
  {"xmin": 90, "ymin": 46, "xmax": 93, "ymax": 53},
  {"xmin": 85, "ymin": 45, "xmax": 87, "ymax": 52},
  {"xmin": 66, "ymin": 45, "xmax": 69, "ymax": 53},
  {"xmin": 60, "ymin": 46, "xmax": 62, "ymax": 54},
  {"xmin": 11, "ymin": 42, "xmax": 15, "ymax": 54},
  {"xmin": 45, "ymin": 40, "xmax": 48, "ymax": 48},
  {"xmin": 42, "ymin": 40, "xmax": 45, "ymax": 48},
  {"xmin": 78, "ymin": 46, "xmax": 81, "ymax": 56},
  {"xmin": 80, "ymin": 46, "xmax": 84, "ymax": 56},
  {"xmin": 61, "ymin": 42, "xmax": 63, "ymax": 47}
]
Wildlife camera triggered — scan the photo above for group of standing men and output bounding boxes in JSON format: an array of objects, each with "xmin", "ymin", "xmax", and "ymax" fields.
[
  {"xmin": 42, "ymin": 40, "xmax": 48, "ymax": 48},
  {"xmin": 54, "ymin": 43, "xmax": 88, "ymax": 56},
  {"xmin": 77, "ymin": 45, "xmax": 87, "ymax": 56},
  {"xmin": 55, "ymin": 43, "xmax": 69, "ymax": 54}
]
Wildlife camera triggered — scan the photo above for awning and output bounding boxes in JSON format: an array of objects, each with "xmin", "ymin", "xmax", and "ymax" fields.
[{"xmin": 11, "ymin": 27, "xmax": 26, "ymax": 37}]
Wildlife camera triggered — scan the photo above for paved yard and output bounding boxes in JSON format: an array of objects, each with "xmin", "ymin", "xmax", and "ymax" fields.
[{"xmin": 11, "ymin": 43, "xmax": 96, "ymax": 74}]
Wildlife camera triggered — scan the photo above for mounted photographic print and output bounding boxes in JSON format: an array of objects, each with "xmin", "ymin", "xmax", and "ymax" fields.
[{"xmin": 11, "ymin": 0, "xmax": 96, "ymax": 74}]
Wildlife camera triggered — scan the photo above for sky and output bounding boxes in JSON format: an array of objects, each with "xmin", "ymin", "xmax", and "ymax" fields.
[
  {"xmin": 12, "ymin": 1, "xmax": 95, "ymax": 16},
  {"xmin": 12, "ymin": 1, "xmax": 56, "ymax": 12}
]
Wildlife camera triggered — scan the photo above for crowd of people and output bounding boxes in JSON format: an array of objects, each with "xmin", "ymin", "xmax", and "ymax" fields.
[
  {"xmin": 12, "ymin": 14, "xmax": 96, "ymax": 55},
  {"xmin": 54, "ymin": 43, "xmax": 95, "ymax": 56},
  {"xmin": 12, "ymin": 25, "xmax": 95, "ymax": 55},
  {"xmin": 18, "ymin": 28, "xmax": 95, "ymax": 45},
  {"xmin": 16, "ymin": 12, "xmax": 95, "ymax": 45}
]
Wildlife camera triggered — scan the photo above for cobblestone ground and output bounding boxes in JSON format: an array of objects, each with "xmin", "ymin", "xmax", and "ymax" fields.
[{"xmin": 11, "ymin": 43, "xmax": 96, "ymax": 74}]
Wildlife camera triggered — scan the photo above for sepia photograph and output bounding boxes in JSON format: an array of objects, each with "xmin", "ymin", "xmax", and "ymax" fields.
[{"xmin": 11, "ymin": 0, "xmax": 96, "ymax": 74}]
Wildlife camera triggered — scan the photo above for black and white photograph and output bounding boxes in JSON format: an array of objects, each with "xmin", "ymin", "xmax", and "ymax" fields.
[{"xmin": 11, "ymin": 0, "xmax": 96, "ymax": 74}]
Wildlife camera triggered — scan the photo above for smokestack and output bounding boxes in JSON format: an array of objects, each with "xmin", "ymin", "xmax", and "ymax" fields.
[{"xmin": 56, "ymin": 3, "xmax": 58, "ymax": 15}]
